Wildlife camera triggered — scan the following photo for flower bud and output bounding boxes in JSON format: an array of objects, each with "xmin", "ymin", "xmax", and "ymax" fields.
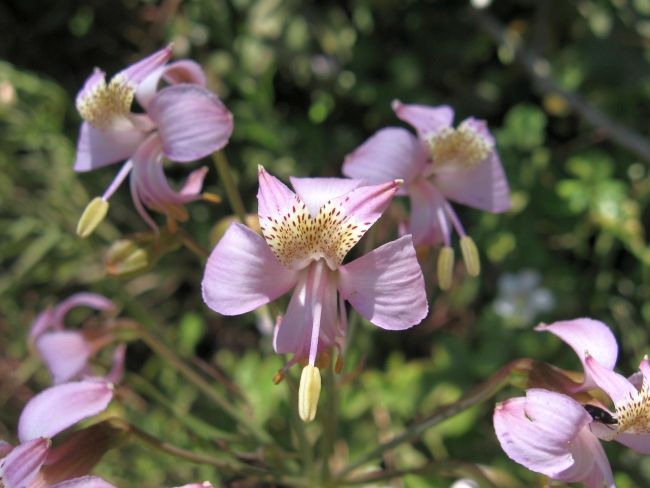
[
  {"xmin": 460, "ymin": 236, "xmax": 481, "ymax": 277},
  {"xmin": 105, "ymin": 239, "xmax": 149, "ymax": 277},
  {"xmin": 437, "ymin": 246, "xmax": 455, "ymax": 290},
  {"xmin": 298, "ymin": 365, "xmax": 321, "ymax": 422},
  {"xmin": 77, "ymin": 197, "xmax": 109, "ymax": 238}
]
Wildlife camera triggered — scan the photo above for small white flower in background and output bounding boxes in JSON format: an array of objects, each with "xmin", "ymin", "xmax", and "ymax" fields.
[
  {"xmin": 450, "ymin": 479, "xmax": 479, "ymax": 488},
  {"xmin": 493, "ymin": 269, "xmax": 554, "ymax": 327}
]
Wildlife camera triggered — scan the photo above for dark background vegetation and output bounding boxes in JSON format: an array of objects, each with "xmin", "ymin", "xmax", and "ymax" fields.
[{"xmin": 1, "ymin": 0, "xmax": 649, "ymax": 486}]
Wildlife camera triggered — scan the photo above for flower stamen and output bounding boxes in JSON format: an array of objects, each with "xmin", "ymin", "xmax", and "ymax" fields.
[
  {"xmin": 426, "ymin": 120, "xmax": 492, "ymax": 169},
  {"xmin": 76, "ymin": 74, "xmax": 135, "ymax": 130}
]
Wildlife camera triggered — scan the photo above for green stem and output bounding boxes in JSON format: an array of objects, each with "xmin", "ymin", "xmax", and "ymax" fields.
[
  {"xmin": 212, "ymin": 151, "xmax": 248, "ymax": 223},
  {"xmin": 335, "ymin": 359, "xmax": 533, "ymax": 480},
  {"xmin": 320, "ymin": 362, "xmax": 337, "ymax": 481},
  {"xmin": 178, "ymin": 228, "xmax": 210, "ymax": 260},
  {"xmin": 117, "ymin": 322, "xmax": 272, "ymax": 445},
  {"xmin": 127, "ymin": 373, "xmax": 239, "ymax": 442},
  {"xmin": 111, "ymin": 417, "xmax": 264, "ymax": 475}
]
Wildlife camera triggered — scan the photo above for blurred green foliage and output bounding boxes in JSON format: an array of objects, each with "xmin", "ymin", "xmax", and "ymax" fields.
[{"xmin": 1, "ymin": 0, "xmax": 650, "ymax": 486}]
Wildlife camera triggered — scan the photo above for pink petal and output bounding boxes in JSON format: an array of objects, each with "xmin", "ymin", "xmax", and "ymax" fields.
[
  {"xmin": 391, "ymin": 99, "xmax": 454, "ymax": 138},
  {"xmin": 179, "ymin": 167, "xmax": 209, "ymax": 197},
  {"xmin": 18, "ymin": 381, "xmax": 114, "ymax": 442},
  {"xmin": 0, "ymin": 438, "xmax": 50, "ymax": 488},
  {"xmin": 408, "ymin": 179, "xmax": 447, "ymax": 245},
  {"xmin": 202, "ymin": 223, "xmax": 298, "ymax": 315},
  {"xmin": 130, "ymin": 135, "xmax": 206, "ymax": 212},
  {"xmin": 51, "ymin": 476, "xmax": 117, "ymax": 488},
  {"xmin": 35, "ymin": 331, "xmax": 92, "ymax": 384},
  {"xmin": 289, "ymin": 177, "xmax": 364, "ymax": 216},
  {"xmin": 105, "ymin": 344, "xmax": 127, "ymax": 385},
  {"xmin": 52, "ymin": 293, "xmax": 114, "ymax": 328},
  {"xmin": 136, "ymin": 59, "xmax": 207, "ymax": 109},
  {"xmin": 434, "ymin": 151, "xmax": 511, "ymax": 213},
  {"xmin": 557, "ymin": 427, "xmax": 614, "ymax": 488},
  {"xmin": 257, "ymin": 166, "xmax": 301, "ymax": 224},
  {"xmin": 148, "ymin": 84, "xmax": 233, "ymax": 162},
  {"xmin": 338, "ymin": 235, "xmax": 428, "ymax": 330},
  {"xmin": 329, "ymin": 179, "xmax": 401, "ymax": 240},
  {"xmin": 76, "ymin": 69, "xmax": 105, "ymax": 107},
  {"xmin": 342, "ymin": 127, "xmax": 428, "ymax": 192},
  {"xmin": 536, "ymin": 319, "xmax": 618, "ymax": 390},
  {"xmin": 0, "ymin": 441, "xmax": 12, "ymax": 457},
  {"xmin": 162, "ymin": 60, "xmax": 206, "ymax": 86},
  {"xmin": 118, "ymin": 46, "xmax": 173, "ymax": 86},
  {"xmin": 30, "ymin": 308, "xmax": 56, "ymax": 341},
  {"xmin": 273, "ymin": 264, "xmax": 337, "ymax": 356},
  {"xmin": 74, "ymin": 122, "xmax": 148, "ymax": 172},
  {"xmin": 493, "ymin": 389, "xmax": 592, "ymax": 477},
  {"xmin": 584, "ymin": 355, "xmax": 637, "ymax": 406},
  {"xmin": 615, "ymin": 432, "xmax": 650, "ymax": 454}
]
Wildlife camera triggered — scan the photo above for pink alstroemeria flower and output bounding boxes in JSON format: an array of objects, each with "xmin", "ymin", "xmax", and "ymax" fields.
[
  {"xmin": 343, "ymin": 100, "xmax": 510, "ymax": 288},
  {"xmin": 495, "ymin": 318, "xmax": 650, "ymax": 486},
  {"xmin": 494, "ymin": 388, "xmax": 615, "ymax": 488},
  {"xmin": 1, "ymin": 380, "xmax": 114, "ymax": 488},
  {"xmin": 29, "ymin": 293, "xmax": 123, "ymax": 385},
  {"xmin": 74, "ymin": 45, "xmax": 233, "ymax": 232},
  {"xmin": 202, "ymin": 167, "xmax": 428, "ymax": 420}
]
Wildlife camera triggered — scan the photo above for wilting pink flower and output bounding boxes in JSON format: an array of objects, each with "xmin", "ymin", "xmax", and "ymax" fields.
[
  {"xmin": 74, "ymin": 46, "xmax": 233, "ymax": 231},
  {"xmin": 494, "ymin": 388, "xmax": 615, "ymax": 488},
  {"xmin": 29, "ymin": 293, "xmax": 123, "ymax": 385},
  {"xmin": 1, "ymin": 380, "xmax": 114, "ymax": 488},
  {"xmin": 495, "ymin": 318, "xmax": 650, "ymax": 486},
  {"xmin": 343, "ymin": 100, "xmax": 510, "ymax": 287},
  {"xmin": 202, "ymin": 168, "xmax": 427, "ymax": 419}
]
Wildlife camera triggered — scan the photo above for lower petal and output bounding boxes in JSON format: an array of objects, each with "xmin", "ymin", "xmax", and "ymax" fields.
[
  {"xmin": 0, "ymin": 438, "xmax": 50, "ymax": 488},
  {"xmin": 202, "ymin": 223, "xmax": 298, "ymax": 315},
  {"xmin": 338, "ymin": 235, "xmax": 427, "ymax": 330},
  {"xmin": 36, "ymin": 331, "xmax": 91, "ymax": 384},
  {"xmin": 74, "ymin": 122, "xmax": 147, "ymax": 172},
  {"xmin": 18, "ymin": 380, "xmax": 114, "ymax": 442},
  {"xmin": 409, "ymin": 180, "xmax": 447, "ymax": 245},
  {"xmin": 435, "ymin": 151, "xmax": 510, "ymax": 213}
]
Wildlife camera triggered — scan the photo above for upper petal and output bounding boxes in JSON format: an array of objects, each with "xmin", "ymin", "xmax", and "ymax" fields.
[
  {"xmin": 289, "ymin": 177, "xmax": 364, "ymax": 217},
  {"xmin": 0, "ymin": 438, "xmax": 50, "ymax": 488},
  {"xmin": 74, "ymin": 122, "xmax": 148, "ymax": 172},
  {"xmin": 257, "ymin": 166, "xmax": 300, "ymax": 224},
  {"xmin": 136, "ymin": 59, "xmax": 207, "ymax": 109},
  {"xmin": 434, "ymin": 151, "xmax": 511, "ymax": 212},
  {"xmin": 536, "ymin": 318, "xmax": 618, "ymax": 390},
  {"xmin": 52, "ymin": 293, "xmax": 114, "ymax": 326},
  {"xmin": 338, "ymin": 235, "xmax": 428, "ymax": 330},
  {"xmin": 202, "ymin": 223, "xmax": 298, "ymax": 315},
  {"xmin": 342, "ymin": 127, "xmax": 428, "ymax": 191},
  {"xmin": 148, "ymin": 84, "xmax": 233, "ymax": 162},
  {"xmin": 391, "ymin": 99, "xmax": 454, "ymax": 138},
  {"xmin": 118, "ymin": 46, "xmax": 173, "ymax": 86},
  {"xmin": 584, "ymin": 354, "xmax": 638, "ymax": 406},
  {"xmin": 18, "ymin": 380, "xmax": 114, "ymax": 442}
]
